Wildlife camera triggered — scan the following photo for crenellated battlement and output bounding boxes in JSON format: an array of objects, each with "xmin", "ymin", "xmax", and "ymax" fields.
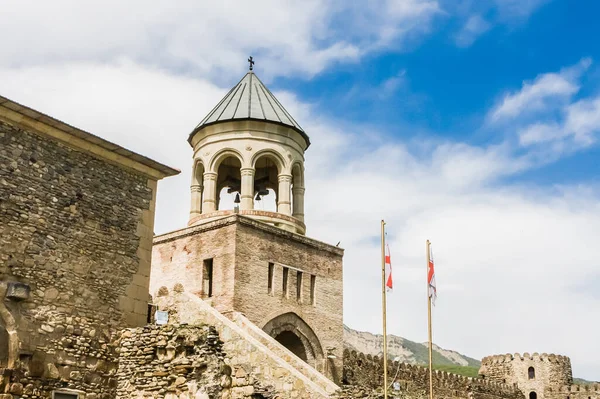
[
  {"xmin": 481, "ymin": 353, "xmax": 571, "ymax": 364},
  {"xmin": 557, "ymin": 384, "xmax": 600, "ymax": 393},
  {"xmin": 344, "ymin": 349, "xmax": 523, "ymax": 398}
]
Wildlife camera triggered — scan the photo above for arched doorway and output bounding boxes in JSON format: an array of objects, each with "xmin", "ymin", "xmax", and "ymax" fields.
[
  {"xmin": 274, "ymin": 331, "xmax": 307, "ymax": 361},
  {"xmin": 529, "ymin": 392, "xmax": 537, "ymax": 399},
  {"xmin": 262, "ymin": 312, "xmax": 324, "ymax": 367}
]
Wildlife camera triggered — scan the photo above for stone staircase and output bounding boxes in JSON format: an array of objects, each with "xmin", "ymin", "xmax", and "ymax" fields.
[
  {"xmin": 155, "ymin": 292, "xmax": 339, "ymax": 398},
  {"xmin": 228, "ymin": 311, "xmax": 340, "ymax": 394}
]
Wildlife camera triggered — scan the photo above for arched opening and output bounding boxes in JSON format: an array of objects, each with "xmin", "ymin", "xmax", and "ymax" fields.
[
  {"xmin": 262, "ymin": 312, "xmax": 324, "ymax": 369},
  {"xmin": 253, "ymin": 154, "xmax": 280, "ymax": 212},
  {"xmin": 216, "ymin": 156, "xmax": 242, "ymax": 210},
  {"xmin": 274, "ymin": 331, "xmax": 307, "ymax": 361},
  {"xmin": 254, "ymin": 188, "xmax": 277, "ymax": 211},
  {"xmin": 529, "ymin": 392, "xmax": 537, "ymax": 399},
  {"xmin": 528, "ymin": 366, "xmax": 535, "ymax": 379}
]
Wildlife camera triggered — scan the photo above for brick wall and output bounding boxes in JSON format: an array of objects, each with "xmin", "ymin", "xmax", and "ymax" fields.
[
  {"xmin": 151, "ymin": 220, "xmax": 237, "ymax": 314},
  {"xmin": 233, "ymin": 218, "xmax": 344, "ymax": 382},
  {"xmin": 150, "ymin": 215, "xmax": 344, "ymax": 383},
  {"xmin": 0, "ymin": 119, "xmax": 159, "ymax": 398}
]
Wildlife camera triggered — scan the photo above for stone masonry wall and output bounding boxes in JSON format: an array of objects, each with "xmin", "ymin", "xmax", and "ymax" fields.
[
  {"xmin": 546, "ymin": 384, "xmax": 600, "ymax": 399},
  {"xmin": 343, "ymin": 350, "xmax": 524, "ymax": 399},
  {"xmin": 116, "ymin": 324, "xmax": 234, "ymax": 399},
  {"xmin": 152, "ymin": 290, "xmax": 334, "ymax": 398},
  {"xmin": 151, "ymin": 215, "xmax": 344, "ymax": 383},
  {"xmin": 480, "ymin": 354, "xmax": 573, "ymax": 399},
  {"xmin": 151, "ymin": 220, "xmax": 237, "ymax": 314},
  {"xmin": 234, "ymin": 218, "xmax": 344, "ymax": 382},
  {"xmin": 0, "ymin": 119, "xmax": 159, "ymax": 398}
]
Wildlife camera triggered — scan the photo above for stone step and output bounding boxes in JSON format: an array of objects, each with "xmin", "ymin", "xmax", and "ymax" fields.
[
  {"xmin": 157, "ymin": 292, "xmax": 335, "ymax": 398},
  {"xmin": 228, "ymin": 311, "xmax": 339, "ymax": 395}
]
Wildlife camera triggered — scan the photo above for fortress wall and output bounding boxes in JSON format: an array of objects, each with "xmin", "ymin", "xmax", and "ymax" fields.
[
  {"xmin": 0, "ymin": 118, "xmax": 160, "ymax": 397},
  {"xmin": 343, "ymin": 350, "xmax": 524, "ymax": 399},
  {"xmin": 480, "ymin": 353, "xmax": 573, "ymax": 399}
]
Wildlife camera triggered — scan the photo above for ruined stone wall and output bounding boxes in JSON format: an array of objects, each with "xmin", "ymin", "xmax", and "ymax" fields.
[
  {"xmin": 343, "ymin": 350, "xmax": 524, "ymax": 399},
  {"xmin": 116, "ymin": 324, "xmax": 228, "ymax": 399},
  {"xmin": 151, "ymin": 219, "xmax": 237, "ymax": 314},
  {"xmin": 480, "ymin": 354, "xmax": 573, "ymax": 399},
  {"xmin": 0, "ymin": 119, "xmax": 159, "ymax": 397},
  {"xmin": 152, "ymin": 290, "xmax": 335, "ymax": 398},
  {"xmin": 234, "ymin": 218, "xmax": 344, "ymax": 382}
]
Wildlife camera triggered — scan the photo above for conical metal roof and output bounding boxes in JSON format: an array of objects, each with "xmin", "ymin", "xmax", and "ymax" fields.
[{"xmin": 192, "ymin": 71, "xmax": 309, "ymax": 146}]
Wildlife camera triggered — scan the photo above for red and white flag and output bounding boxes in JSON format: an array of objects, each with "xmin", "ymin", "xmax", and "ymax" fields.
[
  {"xmin": 428, "ymin": 245, "xmax": 437, "ymax": 305},
  {"xmin": 385, "ymin": 244, "xmax": 393, "ymax": 292}
]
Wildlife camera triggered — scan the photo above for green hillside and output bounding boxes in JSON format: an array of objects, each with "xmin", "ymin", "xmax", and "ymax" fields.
[{"xmin": 431, "ymin": 364, "xmax": 480, "ymax": 378}]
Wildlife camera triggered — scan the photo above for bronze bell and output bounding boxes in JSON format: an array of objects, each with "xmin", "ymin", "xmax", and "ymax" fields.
[{"xmin": 234, "ymin": 193, "xmax": 241, "ymax": 204}]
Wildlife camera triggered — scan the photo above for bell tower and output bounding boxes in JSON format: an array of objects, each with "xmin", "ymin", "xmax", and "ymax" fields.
[
  {"xmin": 188, "ymin": 68, "xmax": 308, "ymax": 234},
  {"xmin": 151, "ymin": 61, "xmax": 343, "ymax": 383}
]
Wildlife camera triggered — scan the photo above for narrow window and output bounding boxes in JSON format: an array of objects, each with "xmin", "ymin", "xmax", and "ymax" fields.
[
  {"xmin": 310, "ymin": 275, "xmax": 316, "ymax": 305},
  {"xmin": 268, "ymin": 262, "xmax": 274, "ymax": 294},
  {"xmin": 296, "ymin": 271, "xmax": 303, "ymax": 302},
  {"xmin": 282, "ymin": 267, "xmax": 289, "ymax": 297},
  {"xmin": 528, "ymin": 366, "xmax": 535, "ymax": 380},
  {"xmin": 147, "ymin": 304, "xmax": 156, "ymax": 324},
  {"xmin": 203, "ymin": 258, "xmax": 213, "ymax": 298}
]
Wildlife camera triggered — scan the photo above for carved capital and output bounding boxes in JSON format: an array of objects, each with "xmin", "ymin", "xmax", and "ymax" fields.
[
  {"xmin": 240, "ymin": 168, "xmax": 255, "ymax": 177},
  {"xmin": 191, "ymin": 184, "xmax": 203, "ymax": 193},
  {"xmin": 203, "ymin": 172, "xmax": 218, "ymax": 181},
  {"xmin": 277, "ymin": 174, "xmax": 293, "ymax": 183}
]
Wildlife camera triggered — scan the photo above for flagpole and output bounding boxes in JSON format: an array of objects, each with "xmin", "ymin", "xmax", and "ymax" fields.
[
  {"xmin": 381, "ymin": 220, "xmax": 388, "ymax": 399},
  {"xmin": 427, "ymin": 239, "xmax": 433, "ymax": 399}
]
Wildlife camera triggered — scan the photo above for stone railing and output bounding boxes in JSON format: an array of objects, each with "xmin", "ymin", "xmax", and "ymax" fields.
[{"xmin": 228, "ymin": 311, "xmax": 339, "ymax": 394}]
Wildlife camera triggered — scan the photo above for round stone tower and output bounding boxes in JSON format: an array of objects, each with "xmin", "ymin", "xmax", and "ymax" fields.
[
  {"xmin": 187, "ymin": 67, "xmax": 308, "ymax": 234},
  {"xmin": 479, "ymin": 353, "xmax": 573, "ymax": 399}
]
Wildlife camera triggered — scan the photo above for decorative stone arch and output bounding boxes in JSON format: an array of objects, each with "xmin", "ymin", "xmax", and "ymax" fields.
[
  {"xmin": 250, "ymin": 149, "xmax": 286, "ymax": 174},
  {"xmin": 262, "ymin": 312, "xmax": 324, "ymax": 367},
  {"xmin": 208, "ymin": 148, "xmax": 247, "ymax": 173}
]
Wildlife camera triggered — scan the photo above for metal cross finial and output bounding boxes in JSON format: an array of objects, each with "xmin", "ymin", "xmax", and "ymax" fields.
[{"xmin": 248, "ymin": 56, "xmax": 255, "ymax": 71}]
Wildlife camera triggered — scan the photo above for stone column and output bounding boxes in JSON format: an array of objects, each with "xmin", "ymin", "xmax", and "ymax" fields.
[
  {"xmin": 292, "ymin": 186, "xmax": 305, "ymax": 222},
  {"xmin": 240, "ymin": 168, "xmax": 255, "ymax": 211},
  {"xmin": 277, "ymin": 174, "xmax": 292, "ymax": 215},
  {"xmin": 189, "ymin": 184, "xmax": 203, "ymax": 220},
  {"xmin": 201, "ymin": 172, "xmax": 218, "ymax": 213}
]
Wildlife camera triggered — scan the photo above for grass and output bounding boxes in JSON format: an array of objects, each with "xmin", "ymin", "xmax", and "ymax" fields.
[{"xmin": 431, "ymin": 364, "xmax": 480, "ymax": 378}]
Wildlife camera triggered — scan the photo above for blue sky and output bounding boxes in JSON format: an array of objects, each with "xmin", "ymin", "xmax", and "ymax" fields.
[{"xmin": 2, "ymin": 0, "xmax": 600, "ymax": 380}]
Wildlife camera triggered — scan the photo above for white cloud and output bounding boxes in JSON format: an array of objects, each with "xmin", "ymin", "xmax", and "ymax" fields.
[
  {"xmin": 0, "ymin": 0, "xmax": 441, "ymax": 80},
  {"xmin": 2, "ymin": 61, "xmax": 600, "ymax": 379},
  {"xmin": 489, "ymin": 59, "xmax": 591, "ymax": 122},
  {"xmin": 455, "ymin": 15, "xmax": 491, "ymax": 47},
  {"xmin": 487, "ymin": 59, "xmax": 600, "ymax": 154}
]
